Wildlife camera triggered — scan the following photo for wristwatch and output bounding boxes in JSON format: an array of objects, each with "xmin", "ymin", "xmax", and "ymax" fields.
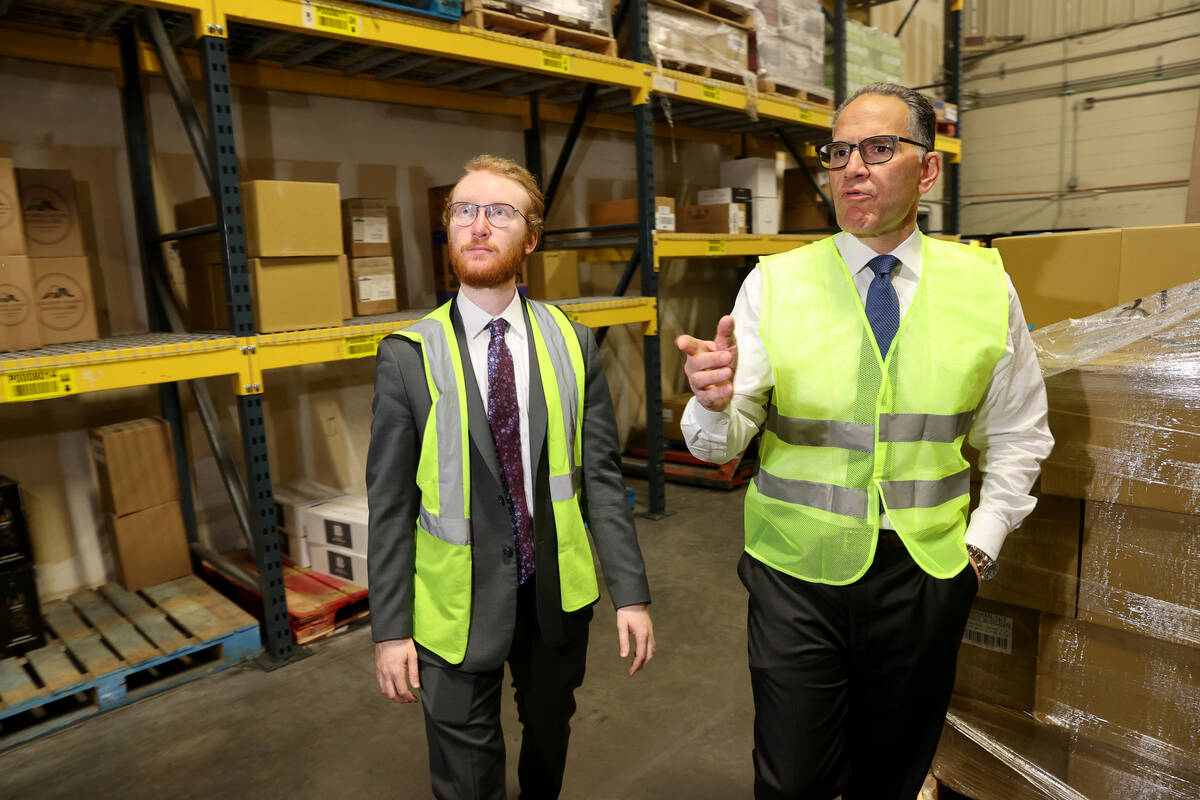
[{"xmin": 966, "ymin": 544, "xmax": 999, "ymax": 581}]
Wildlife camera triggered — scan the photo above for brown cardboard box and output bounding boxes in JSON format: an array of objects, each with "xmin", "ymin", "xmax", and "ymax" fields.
[
  {"xmin": 587, "ymin": 197, "xmax": 676, "ymax": 229},
  {"xmin": 782, "ymin": 167, "xmax": 825, "ymax": 205},
  {"xmin": 932, "ymin": 694, "xmax": 1071, "ymax": 800},
  {"xmin": 16, "ymin": 169, "xmax": 85, "ymax": 258},
  {"xmin": 1035, "ymin": 614, "xmax": 1200, "ymax": 755},
  {"xmin": 525, "ymin": 251, "xmax": 579, "ymax": 301},
  {"xmin": 992, "ymin": 225, "xmax": 1200, "ymax": 328},
  {"xmin": 350, "ymin": 256, "xmax": 398, "ymax": 316},
  {"xmin": 90, "ymin": 418, "xmax": 180, "ymax": 516},
  {"xmin": 975, "ymin": 487, "xmax": 1081, "ymax": 617},
  {"xmin": 954, "ymin": 597, "xmax": 1040, "ymax": 712},
  {"xmin": 183, "ymin": 262, "xmax": 226, "ymax": 331},
  {"xmin": 105, "ymin": 500, "xmax": 191, "ymax": 591},
  {"xmin": 0, "ymin": 255, "xmax": 41, "ymax": 352},
  {"xmin": 428, "ymin": 184, "xmax": 459, "ymax": 301},
  {"xmin": 184, "ymin": 256, "xmax": 343, "ymax": 332},
  {"xmin": 782, "ymin": 201, "xmax": 834, "ymax": 231},
  {"xmin": 337, "ymin": 254, "xmax": 352, "ymax": 320},
  {"xmin": 1078, "ymin": 501, "xmax": 1199, "ymax": 650},
  {"xmin": 1066, "ymin": 735, "xmax": 1200, "ymax": 800},
  {"xmin": 661, "ymin": 393, "xmax": 692, "ymax": 442},
  {"xmin": 0, "ymin": 159, "xmax": 26, "ymax": 255},
  {"xmin": 30, "ymin": 256, "xmax": 98, "ymax": 344},
  {"xmin": 678, "ymin": 203, "xmax": 747, "ymax": 235},
  {"xmin": 343, "ymin": 197, "xmax": 390, "ymax": 258}
]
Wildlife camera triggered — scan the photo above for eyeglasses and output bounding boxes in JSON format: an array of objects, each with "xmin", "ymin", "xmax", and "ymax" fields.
[
  {"xmin": 817, "ymin": 135, "xmax": 930, "ymax": 170},
  {"xmin": 448, "ymin": 201, "xmax": 528, "ymax": 228}
]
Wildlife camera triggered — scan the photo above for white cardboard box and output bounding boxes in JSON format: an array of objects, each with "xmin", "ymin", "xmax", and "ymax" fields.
[
  {"xmin": 308, "ymin": 540, "xmax": 369, "ymax": 587},
  {"xmin": 720, "ymin": 158, "xmax": 778, "ymax": 199},
  {"xmin": 278, "ymin": 529, "xmax": 311, "ymax": 568},
  {"xmin": 303, "ymin": 494, "xmax": 369, "ymax": 554},
  {"xmin": 751, "ymin": 195, "xmax": 780, "ymax": 235},
  {"xmin": 274, "ymin": 480, "xmax": 340, "ymax": 534}
]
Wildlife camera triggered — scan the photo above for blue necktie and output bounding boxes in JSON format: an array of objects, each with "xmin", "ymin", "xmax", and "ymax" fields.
[
  {"xmin": 486, "ymin": 318, "xmax": 535, "ymax": 584},
  {"xmin": 865, "ymin": 254, "xmax": 901, "ymax": 358}
]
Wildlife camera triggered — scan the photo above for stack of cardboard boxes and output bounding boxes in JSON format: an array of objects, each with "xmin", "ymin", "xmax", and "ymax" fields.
[
  {"xmin": 0, "ymin": 475, "xmax": 45, "ymax": 656},
  {"xmin": 90, "ymin": 418, "xmax": 192, "ymax": 592},
  {"xmin": 782, "ymin": 165, "xmax": 835, "ymax": 232},
  {"xmin": 342, "ymin": 197, "xmax": 403, "ymax": 317},
  {"xmin": 303, "ymin": 495, "xmax": 370, "ymax": 587},
  {"xmin": 825, "ymin": 18, "xmax": 902, "ymax": 93},
  {"xmin": 273, "ymin": 480, "xmax": 341, "ymax": 569},
  {"xmin": 176, "ymin": 180, "xmax": 345, "ymax": 333}
]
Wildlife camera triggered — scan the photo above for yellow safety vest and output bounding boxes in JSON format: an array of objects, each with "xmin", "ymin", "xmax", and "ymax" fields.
[
  {"xmin": 745, "ymin": 234, "xmax": 1009, "ymax": 584},
  {"xmin": 396, "ymin": 299, "xmax": 598, "ymax": 663}
]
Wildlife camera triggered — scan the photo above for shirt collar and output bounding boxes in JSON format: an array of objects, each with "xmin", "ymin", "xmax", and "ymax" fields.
[
  {"xmin": 458, "ymin": 289, "xmax": 526, "ymax": 342},
  {"xmin": 835, "ymin": 228, "xmax": 924, "ymax": 280}
]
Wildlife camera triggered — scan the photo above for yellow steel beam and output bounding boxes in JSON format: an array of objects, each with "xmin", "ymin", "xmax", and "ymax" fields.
[
  {"xmin": 0, "ymin": 335, "xmax": 244, "ymax": 402},
  {"xmin": 653, "ymin": 233, "xmax": 824, "ymax": 265},
  {"xmin": 653, "ymin": 69, "xmax": 835, "ymax": 131},
  {"xmin": 936, "ymin": 134, "xmax": 962, "ymax": 163},
  {"xmin": 251, "ymin": 318, "xmax": 422, "ymax": 373},
  {"xmin": 557, "ymin": 297, "xmax": 657, "ymax": 334},
  {"xmin": 570, "ymin": 247, "xmax": 636, "ymax": 263}
]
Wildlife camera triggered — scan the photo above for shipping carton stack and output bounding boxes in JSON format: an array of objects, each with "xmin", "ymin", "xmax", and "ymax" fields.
[
  {"xmin": 90, "ymin": 418, "xmax": 192, "ymax": 592},
  {"xmin": 825, "ymin": 18, "xmax": 901, "ymax": 94},
  {"xmin": 303, "ymin": 494, "xmax": 369, "ymax": 587},
  {"xmin": 750, "ymin": 0, "xmax": 828, "ymax": 102},
  {"xmin": 0, "ymin": 158, "xmax": 41, "ymax": 353},
  {"xmin": 460, "ymin": 0, "xmax": 617, "ymax": 56},
  {"xmin": 646, "ymin": 0, "xmax": 753, "ymax": 82},
  {"xmin": 587, "ymin": 196, "xmax": 676, "ymax": 233},
  {"xmin": 15, "ymin": 167, "xmax": 99, "ymax": 346},
  {"xmin": 175, "ymin": 180, "xmax": 345, "ymax": 333},
  {"xmin": 782, "ymin": 166, "xmax": 835, "ymax": 232},
  {"xmin": 342, "ymin": 198, "xmax": 403, "ymax": 318},
  {"xmin": 273, "ymin": 480, "xmax": 341, "ymax": 569},
  {"xmin": 525, "ymin": 251, "xmax": 579, "ymax": 301},
  {"xmin": 716, "ymin": 157, "xmax": 778, "ymax": 234},
  {"xmin": 0, "ymin": 475, "xmax": 46, "ymax": 656},
  {"xmin": 934, "ymin": 279, "xmax": 1200, "ymax": 799}
]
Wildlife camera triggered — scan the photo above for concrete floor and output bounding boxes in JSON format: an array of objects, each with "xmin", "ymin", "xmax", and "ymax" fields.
[{"xmin": 1, "ymin": 481, "xmax": 758, "ymax": 799}]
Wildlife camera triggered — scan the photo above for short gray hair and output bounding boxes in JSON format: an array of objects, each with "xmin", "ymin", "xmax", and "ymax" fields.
[{"xmin": 832, "ymin": 83, "xmax": 936, "ymax": 154}]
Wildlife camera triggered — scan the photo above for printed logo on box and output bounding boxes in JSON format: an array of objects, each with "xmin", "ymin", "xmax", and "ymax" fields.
[
  {"xmin": 0, "ymin": 188, "xmax": 16, "ymax": 231},
  {"xmin": 21, "ymin": 185, "xmax": 74, "ymax": 245},
  {"xmin": 33, "ymin": 272, "xmax": 87, "ymax": 330},
  {"xmin": 0, "ymin": 283, "xmax": 31, "ymax": 327},
  {"xmin": 324, "ymin": 518, "xmax": 352, "ymax": 548},
  {"xmin": 327, "ymin": 550, "xmax": 353, "ymax": 581}
]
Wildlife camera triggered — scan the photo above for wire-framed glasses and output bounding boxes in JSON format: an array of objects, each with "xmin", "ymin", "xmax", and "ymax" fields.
[
  {"xmin": 447, "ymin": 201, "xmax": 528, "ymax": 228},
  {"xmin": 817, "ymin": 135, "xmax": 930, "ymax": 169}
]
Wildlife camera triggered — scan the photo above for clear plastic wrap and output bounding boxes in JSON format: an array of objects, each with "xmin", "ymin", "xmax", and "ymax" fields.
[
  {"xmin": 647, "ymin": 4, "xmax": 750, "ymax": 77},
  {"xmin": 823, "ymin": 18, "xmax": 901, "ymax": 92},
  {"xmin": 476, "ymin": 0, "xmax": 613, "ymax": 35},
  {"xmin": 750, "ymin": 0, "xmax": 825, "ymax": 92}
]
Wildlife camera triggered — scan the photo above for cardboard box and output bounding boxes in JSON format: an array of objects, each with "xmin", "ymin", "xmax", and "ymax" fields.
[
  {"xmin": 187, "ymin": 256, "xmax": 343, "ymax": 333},
  {"xmin": 697, "ymin": 187, "xmax": 752, "ymax": 206},
  {"xmin": 525, "ymin": 250, "xmax": 579, "ymax": 301},
  {"xmin": 1035, "ymin": 614, "xmax": 1200, "ymax": 756},
  {"xmin": 350, "ymin": 256, "xmax": 398, "ymax": 316},
  {"xmin": 303, "ymin": 495, "xmax": 369, "ymax": 554},
  {"xmin": 274, "ymin": 480, "xmax": 341, "ymax": 534},
  {"xmin": 0, "ymin": 562, "xmax": 45, "ymax": 657},
  {"xmin": 308, "ymin": 540, "xmax": 368, "ymax": 587},
  {"xmin": 750, "ymin": 195, "xmax": 779, "ymax": 235},
  {"xmin": 782, "ymin": 201, "xmax": 834, "ymax": 231},
  {"xmin": 662, "ymin": 393, "xmax": 692, "ymax": 441},
  {"xmin": 0, "ymin": 159, "xmax": 26, "ymax": 255},
  {"xmin": 279, "ymin": 530, "xmax": 311, "ymax": 568},
  {"xmin": 16, "ymin": 169, "xmax": 85, "ymax": 258},
  {"xmin": 991, "ymin": 225, "xmax": 1200, "ymax": 328},
  {"xmin": 105, "ymin": 500, "xmax": 192, "ymax": 591},
  {"xmin": 1078, "ymin": 501, "xmax": 1199, "ymax": 650},
  {"xmin": 0, "ymin": 475, "xmax": 33, "ymax": 567},
  {"xmin": 31, "ymin": 256, "xmax": 98, "ymax": 344},
  {"xmin": 175, "ymin": 180, "xmax": 343, "ymax": 263},
  {"xmin": 1066, "ymin": 735, "xmax": 1200, "ymax": 800},
  {"xmin": 783, "ymin": 166, "xmax": 827, "ymax": 206},
  {"xmin": 587, "ymin": 196, "xmax": 676, "ymax": 230},
  {"xmin": 954, "ymin": 597, "xmax": 1040, "ymax": 712},
  {"xmin": 337, "ymin": 254, "xmax": 352, "ymax": 321},
  {"xmin": 90, "ymin": 417, "xmax": 180, "ymax": 516},
  {"xmin": 720, "ymin": 157, "xmax": 777, "ymax": 198},
  {"xmin": 183, "ymin": 262, "xmax": 226, "ymax": 331},
  {"xmin": 428, "ymin": 184, "xmax": 460, "ymax": 299},
  {"xmin": 0, "ymin": 255, "xmax": 42, "ymax": 352},
  {"xmin": 975, "ymin": 488, "xmax": 1081, "ymax": 618},
  {"xmin": 678, "ymin": 203, "xmax": 747, "ymax": 235},
  {"xmin": 343, "ymin": 197, "xmax": 390, "ymax": 258}
]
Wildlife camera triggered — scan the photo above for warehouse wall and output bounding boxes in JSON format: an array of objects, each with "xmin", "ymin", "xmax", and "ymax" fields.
[
  {"xmin": 960, "ymin": 1, "xmax": 1200, "ymax": 233},
  {"xmin": 0, "ymin": 57, "xmax": 741, "ymax": 596}
]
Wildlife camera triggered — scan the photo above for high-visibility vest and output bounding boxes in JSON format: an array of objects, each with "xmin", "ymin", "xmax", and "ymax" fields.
[
  {"xmin": 744, "ymin": 235, "xmax": 1009, "ymax": 584},
  {"xmin": 395, "ymin": 299, "xmax": 599, "ymax": 663}
]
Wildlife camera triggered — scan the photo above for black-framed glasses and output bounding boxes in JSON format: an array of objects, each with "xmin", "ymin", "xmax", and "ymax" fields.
[
  {"xmin": 817, "ymin": 135, "xmax": 930, "ymax": 169},
  {"xmin": 448, "ymin": 201, "xmax": 528, "ymax": 228}
]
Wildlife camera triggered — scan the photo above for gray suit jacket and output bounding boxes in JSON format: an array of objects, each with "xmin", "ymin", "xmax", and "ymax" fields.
[{"xmin": 366, "ymin": 295, "xmax": 651, "ymax": 672}]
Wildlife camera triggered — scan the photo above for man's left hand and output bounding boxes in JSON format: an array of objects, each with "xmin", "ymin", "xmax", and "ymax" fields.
[{"xmin": 616, "ymin": 603, "xmax": 656, "ymax": 676}]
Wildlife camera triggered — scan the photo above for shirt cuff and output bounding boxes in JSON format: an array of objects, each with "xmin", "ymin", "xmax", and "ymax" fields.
[
  {"xmin": 965, "ymin": 510, "xmax": 1009, "ymax": 561},
  {"xmin": 688, "ymin": 400, "xmax": 729, "ymax": 427}
]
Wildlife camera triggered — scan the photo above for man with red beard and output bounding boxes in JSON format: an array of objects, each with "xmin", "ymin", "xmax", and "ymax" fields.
[{"xmin": 368, "ymin": 154, "xmax": 655, "ymax": 800}]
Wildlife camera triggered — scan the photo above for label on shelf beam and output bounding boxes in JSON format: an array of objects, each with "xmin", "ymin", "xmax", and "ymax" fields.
[
  {"xmin": 796, "ymin": 109, "xmax": 815, "ymax": 124},
  {"xmin": 651, "ymin": 74, "xmax": 678, "ymax": 94},
  {"xmin": 2, "ymin": 368, "xmax": 76, "ymax": 402},
  {"xmin": 706, "ymin": 240, "xmax": 726, "ymax": 255},
  {"xmin": 541, "ymin": 51, "xmax": 572, "ymax": 74},
  {"xmin": 701, "ymin": 83, "xmax": 722, "ymax": 102},
  {"xmin": 302, "ymin": 1, "xmax": 361, "ymax": 36},
  {"xmin": 343, "ymin": 332, "xmax": 391, "ymax": 359}
]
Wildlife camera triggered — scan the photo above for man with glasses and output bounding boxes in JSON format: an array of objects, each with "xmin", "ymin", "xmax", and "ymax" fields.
[
  {"xmin": 676, "ymin": 84, "xmax": 1052, "ymax": 798},
  {"xmin": 368, "ymin": 154, "xmax": 655, "ymax": 799}
]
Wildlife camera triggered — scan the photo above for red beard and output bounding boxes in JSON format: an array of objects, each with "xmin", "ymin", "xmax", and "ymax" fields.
[{"xmin": 450, "ymin": 236, "xmax": 526, "ymax": 289}]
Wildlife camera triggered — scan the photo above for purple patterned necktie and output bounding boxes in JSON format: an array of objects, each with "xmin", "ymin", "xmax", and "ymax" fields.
[{"xmin": 486, "ymin": 318, "xmax": 536, "ymax": 584}]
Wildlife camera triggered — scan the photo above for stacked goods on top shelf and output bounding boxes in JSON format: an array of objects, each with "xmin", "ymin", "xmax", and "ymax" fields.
[
  {"xmin": 825, "ymin": 18, "xmax": 901, "ymax": 94},
  {"xmin": 646, "ymin": 0, "xmax": 754, "ymax": 84},
  {"xmin": 175, "ymin": 180, "xmax": 345, "ymax": 334},
  {"xmin": 460, "ymin": 0, "xmax": 618, "ymax": 56},
  {"xmin": 749, "ymin": 0, "xmax": 829, "ymax": 103},
  {"xmin": 342, "ymin": 198, "xmax": 403, "ymax": 317}
]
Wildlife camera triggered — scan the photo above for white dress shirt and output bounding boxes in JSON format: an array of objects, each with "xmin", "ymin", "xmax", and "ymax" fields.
[
  {"xmin": 680, "ymin": 229, "xmax": 1054, "ymax": 560},
  {"xmin": 457, "ymin": 290, "xmax": 535, "ymax": 516}
]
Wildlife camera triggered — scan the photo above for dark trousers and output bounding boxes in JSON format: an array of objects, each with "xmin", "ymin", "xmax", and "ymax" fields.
[
  {"xmin": 739, "ymin": 536, "xmax": 979, "ymax": 800},
  {"xmin": 418, "ymin": 579, "xmax": 591, "ymax": 800}
]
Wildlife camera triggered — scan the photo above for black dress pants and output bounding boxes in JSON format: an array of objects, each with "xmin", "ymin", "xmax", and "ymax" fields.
[
  {"xmin": 739, "ymin": 535, "xmax": 979, "ymax": 800},
  {"xmin": 418, "ymin": 578, "xmax": 591, "ymax": 800}
]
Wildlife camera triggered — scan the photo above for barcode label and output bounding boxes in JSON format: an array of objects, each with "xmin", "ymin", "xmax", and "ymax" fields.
[
  {"xmin": 702, "ymin": 83, "xmax": 722, "ymax": 102},
  {"xmin": 3, "ymin": 368, "xmax": 75, "ymax": 402},
  {"xmin": 541, "ymin": 50, "xmax": 571, "ymax": 74},
  {"xmin": 962, "ymin": 609, "xmax": 1013, "ymax": 654},
  {"xmin": 706, "ymin": 240, "xmax": 726, "ymax": 255},
  {"xmin": 302, "ymin": 1, "xmax": 360, "ymax": 35},
  {"xmin": 343, "ymin": 332, "xmax": 389, "ymax": 359}
]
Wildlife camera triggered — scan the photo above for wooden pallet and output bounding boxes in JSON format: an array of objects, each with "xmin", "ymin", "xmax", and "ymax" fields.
[
  {"xmin": 203, "ymin": 549, "xmax": 370, "ymax": 646},
  {"xmin": 757, "ymin": 80, "xmax": 834, "ymax": 107},
  {"xmin": 463, "ymin": 6, "xmax": 618, "ymax": 57},
  {"xmin": 653, "ymin": 0, "xmax": 754, "ymax": 28},
  {"xmin": 622, "ymin": 441, "xmax": 757, "ymax": 490},
  {"xmin": 0, "ymin": 576, "xmax": 259, "ymax": 752},
  {"xmin": 936, "ymin": 119, "xmax": 957, "ymax": 137},
  {"xmin": 661, "ymin": 61, "xmax": 749, "ymax": 86},
  {"xmin": 461, "ymin": 0, "xmax": 611, "ymax": 37}
]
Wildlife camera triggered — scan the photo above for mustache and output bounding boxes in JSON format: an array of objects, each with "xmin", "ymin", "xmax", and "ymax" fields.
[{"xmin": 460, "ymin": 241, "xmax": 499, "ymax": 254}]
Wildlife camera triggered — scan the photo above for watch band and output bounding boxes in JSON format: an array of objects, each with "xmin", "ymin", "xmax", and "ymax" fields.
[{"xmin": 966, "ymin": 544, "xmax": 999, "ymax": 581}]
